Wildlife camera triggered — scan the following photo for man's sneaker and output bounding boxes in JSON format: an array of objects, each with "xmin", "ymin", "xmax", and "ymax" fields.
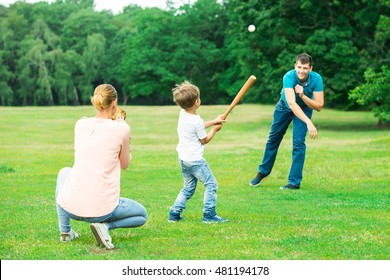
[
  {"xmin": 60, "ymin": 229, "xmax": 79, "ymax": 243},
  {"xmin": 90, "ymin": 223, "xmax": 115, "ymax": 250},
  {"xmin": 280, "ymin": 184, "xmax": 300, "ymax": 190},
  {"xmin": 249, "ymin": 172, "xmax": 268, "ymax": 187},
  {"xmin": 168, "ymin": 212, "xmax": 183, "ymax": 222},
  {"xmin": 202, "ymin": 214, "xmax": 229, "ymax": 224}
]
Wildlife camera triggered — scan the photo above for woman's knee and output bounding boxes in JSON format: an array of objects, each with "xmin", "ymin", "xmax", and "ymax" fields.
[
  {"xmin": 57, "ymin": 167, "xmax": 72, "ymax": 180},
  {"xmin": 56, "ymin": 167, "xmax": 72, "ymax": 197},
  {"xmin": 139, "ymin": 205, "xmax": 148, "ymax": 220},
  {"xmin": 119, "ymin": 198, "xmax": 148, "ymax": 218}
]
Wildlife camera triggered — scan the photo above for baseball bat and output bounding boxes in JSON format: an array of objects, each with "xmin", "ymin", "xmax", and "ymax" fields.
[{"xmin": 222, "ymin": 75, "xmax": 256, "ymax": 120}]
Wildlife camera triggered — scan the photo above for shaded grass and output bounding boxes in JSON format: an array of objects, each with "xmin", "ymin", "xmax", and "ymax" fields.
[{"xmin": 0, "ymin": 105, "xmax": 389, "ymax": 260}]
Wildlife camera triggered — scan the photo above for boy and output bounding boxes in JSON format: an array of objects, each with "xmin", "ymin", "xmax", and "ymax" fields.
[{"xmin": 168, "ymin": 81, "xmax": 228, "ymax": 223}]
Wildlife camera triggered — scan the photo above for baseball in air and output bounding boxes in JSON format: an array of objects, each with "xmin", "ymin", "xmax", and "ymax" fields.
[{"xmin": 248, "ymin": 24, "xmax": 256, "ymax": 32}]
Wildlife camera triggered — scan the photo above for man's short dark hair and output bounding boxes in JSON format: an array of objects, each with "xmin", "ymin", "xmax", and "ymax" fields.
[{"xmin": 296, "ymin": 53, "xmax": 312, "ymax": 66}]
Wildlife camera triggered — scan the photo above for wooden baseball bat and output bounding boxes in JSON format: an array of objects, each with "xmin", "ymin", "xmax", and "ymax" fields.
[{"xmin": 222, "ymin": 75, "xmax": 256, "ymax": 120}]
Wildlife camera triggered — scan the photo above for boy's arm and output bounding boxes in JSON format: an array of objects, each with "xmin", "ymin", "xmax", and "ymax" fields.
[
  {"xmin": 204, "ymin": 115, "xmax": 225, "ymax": 128},
  {"xmin": 200, "ymin": 124, "xmax": 222, "ymax": 145}
]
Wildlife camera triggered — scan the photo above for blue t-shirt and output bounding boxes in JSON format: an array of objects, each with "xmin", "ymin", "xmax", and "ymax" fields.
[{"xmin": 280, "ymin": 70, "xmax": 323, "ymax": 108}]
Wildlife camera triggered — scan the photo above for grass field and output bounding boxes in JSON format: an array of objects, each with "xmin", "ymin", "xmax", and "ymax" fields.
[{"xmin": 0, "ymin": 105, "xmax": 389, "ymax": 260}]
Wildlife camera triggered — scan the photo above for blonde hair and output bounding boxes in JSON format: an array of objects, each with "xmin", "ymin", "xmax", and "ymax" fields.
[
  {"xmin": 91, "ymin": 84, "xmax": 117, "ymax": 111},
  {"xmin": 172, "ymin": 81, "xmax": 200, "ymax": 109}
]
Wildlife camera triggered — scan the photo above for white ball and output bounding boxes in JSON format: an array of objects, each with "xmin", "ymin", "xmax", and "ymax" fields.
[{"xmin": 248, "ymin": 24, "xmax": 256, "ymax": 32}]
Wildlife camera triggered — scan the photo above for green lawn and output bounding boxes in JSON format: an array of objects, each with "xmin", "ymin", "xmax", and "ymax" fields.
[{"xmin": 0, "ymin": 105, "xmax": 389, "ymax": 260}]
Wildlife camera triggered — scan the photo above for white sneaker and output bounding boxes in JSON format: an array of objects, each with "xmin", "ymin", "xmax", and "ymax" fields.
[
  {"xmin": 60, "ymin": 229, "xmax": 79, "ymax": 243},
  {"xmin": 90, "ymin": 223, "xmax": 115, "ymax": 250}
]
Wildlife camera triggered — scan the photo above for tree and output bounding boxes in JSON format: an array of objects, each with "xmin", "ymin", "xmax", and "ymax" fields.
[
  {"xmin": 118, "ymin": 1, "xmax": 228, "ymax": 105},
  {"xmin": 79, "ymin": 33, "xmax": 107, "ymax": 103},
  {"xmin": 106, "ymin": 6, "xmax": 142, "ymax": 105},
  {"xmin": 0, "ymin": 0, "xmax": 388, "ymax": 110},
  {"xmin": 0, "ymin": 19, "xmax": 14, "ymax": 105},
  {"xmin": 221, "ymin": 0, "xmax": 308, "ymax": 104},
  {"xmin": 118, "ymin": 7, "xmax": 178, "ymax": 104},
  {"xmin": 349, "ymin": 14, "xmax": 390, "ymax": 126},
  {"xmin": 222, "ymin": 0, "xmax": 389, "ymax": 107},
  {"xmin": 0, "ymin": 51, "xmax": 13, "ymax": 105},
  {"xmin": 305, "ymin": 27, "xmax": 360, "ymax": 108},
  {"xmin": 172, "ymin": 0, "xmax": 228, "ymax": 104},
  {"xmin": 61, "ymin": 9, "xmax": 115, "ymax": 53},
  {"xmin": 52, "ymin": 48, "xmax": 83, "ymax": 105},
  {"xmin": 349, "ymin": 66, "xmax": 390, "ymax": 126},
  {"xmin": 16, "ymin": 38, "xmax": 55, "ymax": 105}
]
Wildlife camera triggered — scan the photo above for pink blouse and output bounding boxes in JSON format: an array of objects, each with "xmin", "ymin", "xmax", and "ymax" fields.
[{"xmin": 57, "ymin": 117, "xmax": 130, "ymax": 217}]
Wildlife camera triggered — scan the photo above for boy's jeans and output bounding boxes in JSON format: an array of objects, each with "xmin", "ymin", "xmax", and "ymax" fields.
[
  {"xmin": 258, "ymin": 99, "xmax": 313, "ymax": 187},
  {"xmin": 56, "ymin": 167, "xmax": 147, "ymax": 234},
  {"xmin": 171, "ymin": 159, "xmax": 218, "ymax": 216}
]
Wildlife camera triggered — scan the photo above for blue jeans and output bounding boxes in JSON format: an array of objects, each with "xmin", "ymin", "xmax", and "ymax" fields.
[
  {"xmin": 258, "ymin": 99, "xmax": 313, "ymax": 187},
  {"xmin": 56, "ymin": 167, "xmax": 147, "ymax": 234},
  {"xmin": 170, "ymin": 159, "xmax": 218, "ymax": 216}
]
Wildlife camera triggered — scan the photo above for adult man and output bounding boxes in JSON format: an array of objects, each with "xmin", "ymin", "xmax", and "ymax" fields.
[{"xmin": 250, "ymin": 53, "xmax": 324, "ymax": 190}]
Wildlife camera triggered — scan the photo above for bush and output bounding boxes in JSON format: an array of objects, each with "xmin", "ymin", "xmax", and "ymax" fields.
[{"xmin": 349, "ymin": 66, "xmax": 390, "ymax": 126}]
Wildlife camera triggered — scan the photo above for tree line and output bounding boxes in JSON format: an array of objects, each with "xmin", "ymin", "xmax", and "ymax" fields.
[{"xmin": 0, "ymin": 0, "xmax": 388, "ymax": 123}]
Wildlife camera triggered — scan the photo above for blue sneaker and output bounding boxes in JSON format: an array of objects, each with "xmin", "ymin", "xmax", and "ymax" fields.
[
  {"xmin": 168, "ymin": 212, "xmax": 183, "ymax": 222},
  {"xmin": 202, "ymin": 214, "xmax": 228, "ymax": 224},
  {"xmin": 249, "ymin": 172, "xmax": 268, "ymax": 187},
  {"xmin": 280, "ymin": 184, "xmax": 300, "ymax": 190}
]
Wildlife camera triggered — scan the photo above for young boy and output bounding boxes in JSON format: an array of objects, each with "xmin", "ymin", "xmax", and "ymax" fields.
[{"xmin": 168, "ymin": 81, "xmax": 228, "ymax": 223}]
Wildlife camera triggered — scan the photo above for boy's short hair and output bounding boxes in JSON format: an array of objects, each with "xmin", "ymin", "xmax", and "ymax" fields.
[
  {"xmin": 172, "ymin": 81, "xmax": 200, "ymax": 109},
  {"xmin": 296, "ymin": 53, "xmax": 312, "ymax": 66}
]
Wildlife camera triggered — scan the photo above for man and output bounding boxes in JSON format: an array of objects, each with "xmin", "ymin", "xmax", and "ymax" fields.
[{"xmin": 250, "ymin": 53, "xmax": 324, "ymax": 190}]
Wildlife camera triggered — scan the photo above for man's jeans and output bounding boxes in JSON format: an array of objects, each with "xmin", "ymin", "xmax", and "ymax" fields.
[
  {"xmin": 259, "ymin": 99, "xmax": 313, "ymax": 187},
  {"xmin": 170, "ymin": 159, "xmax": 218, "ymax": 216}
]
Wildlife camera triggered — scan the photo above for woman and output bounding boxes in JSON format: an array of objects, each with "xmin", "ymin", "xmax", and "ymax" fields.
[{"xmin": 56, "ymin": 84, "xmax": 147, "ymax": 250}]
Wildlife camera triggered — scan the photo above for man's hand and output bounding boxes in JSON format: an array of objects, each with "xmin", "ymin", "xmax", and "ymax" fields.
[
  {"xmin": 306, "ymin": 121, "xmax": 318, "ymax": 139},
  {"xmin": 294, "ymin": 84, "xmax": 304, "ymax": 98},
  {"xmin": 294, "ymin": 85, "xmax": 324, "ymax": 112}
]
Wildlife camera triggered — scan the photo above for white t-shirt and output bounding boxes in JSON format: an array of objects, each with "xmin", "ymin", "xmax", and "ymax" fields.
[
  {"xmin": 176, "ymin": 109, "xmax": 207, "ymax": 162},
  {"xmin": 57, "ymin": 117, "xmax": 130, "ymax": 217}
]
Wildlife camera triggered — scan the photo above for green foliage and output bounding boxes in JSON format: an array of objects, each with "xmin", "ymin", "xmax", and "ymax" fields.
[
  {"xmin": 0, "ymin": 51, "xmax": 13, "ymax": 105},
  {"xmin": 349, "ymin": 66, "xmax": 390, "ymax": 125},
  {"xmin": 349, "ymin": 13, "xmax": 390, "ymax": 126},
  {"xmin": 61, "ymin": 9, "xmax": 114, "ymax": 53},
  {"xmin": 0, "ymin": 0, "xmax": 389, "ymax": 121},
  {"xmin": 220, "ymin": 0, "xmax": 389, "ymax": 109},
  {"xmin": 117, "ymin": 1, "xmax": 227, "ymax": 105},
  {"xmin": 0, "ymin": 106, "xmax": 389, "ymax": 259}
]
